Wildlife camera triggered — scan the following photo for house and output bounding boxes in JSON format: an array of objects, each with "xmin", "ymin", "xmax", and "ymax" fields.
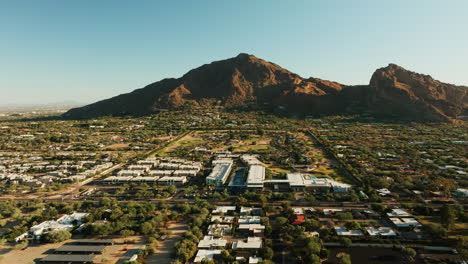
[
  {"xmin": 238, "ymin": 216, "xmax": 261, "ymax": 224},
  {"xmin": 386, "ymin": 209, "xmax": 411, "ymax": 218},
  {"xmin": 334, "ymin": 227, "xmax": 364, "ymax": 236},
  {"xmin": 157, "ymin": 176, "xmax": 187, "ymax": 186},
  {"xmin": 211, "ymin": 215, "xmax": 235, "ymax": 224},
  {"xmin": 117, "ymin": 170, "xmax": 141, "ymax": 177},
  {"xmin": 232, "ymin": 237, "xmax": 262, "ymax": 250},
  {"xmin": 237, "ymin": 224, "xmax": 265, "ymax": 237},
  {"xmin": 249, "ymin": 256, "xmax": 263, "ymax": 264},
  {"xmin": 212, "ymin": 206, "xmax": 236, "ymax": 215},
  {"xmin": 240, "ymin": 207, "xmax": 262, "ymax": 216},
  {"xmin": 454, "ymin": 188, "xmax": 468, "ymax": 198},
  {"xmin": 365, "ymin": 227, "xmax": 397, "ymax": 238},
  {"xmin": 27, "ymin": 213, "xmax": 89, "ymax": 240},
  {"xmin": 377, "ymin": 188, "xmax": 391, "ymax": 196},
  {"xmin": 207, "ymin": 224, "xmax": 232, "ymax": 237},
  {"xmin": 194, "ymin": 249, "xmax": 222, "ymax": 263},
  {"xmin": 389, "ymin": 218, "xmax": 422, "ymax": 228},
  {"xmin": 291, "ymin": 215, "xmax": 305, "ymax": 225},
  {"xmin": 197, "ymin": 236, "xmax": 227, "ymax": 249}
]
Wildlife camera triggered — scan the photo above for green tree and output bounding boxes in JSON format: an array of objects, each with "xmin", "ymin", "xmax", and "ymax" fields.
[
  {"xmin": 340, "ymin": 237, "xmax": 352, "ymax": 247},
  {"xmin": 41, "ymin": 230, "xmax": 72, "ymax": 243},
  {"xmin": 337, "ymin": 252, "xmax": 352, "ymax": 264},
  {"xmin": 440, "ymin": 204, "xmax": 456, "ymax": 231},
  {"xmin": 402, "ymin": 247, "xmax": 416, "ymax": 262},
  {"xmin": 140, "ymin": 222, "xmax": 154, "ymax": 235}
]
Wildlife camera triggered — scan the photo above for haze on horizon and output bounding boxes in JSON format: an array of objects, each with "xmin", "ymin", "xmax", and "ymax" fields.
[{"xmin": 1, "ymin": 0, "xmax": 467, "ymax": 106}]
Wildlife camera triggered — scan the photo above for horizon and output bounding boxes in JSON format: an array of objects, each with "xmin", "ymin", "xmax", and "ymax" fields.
[{"xmin": 1, "ymin": 0, "xmax": 467, "ymax": 105}]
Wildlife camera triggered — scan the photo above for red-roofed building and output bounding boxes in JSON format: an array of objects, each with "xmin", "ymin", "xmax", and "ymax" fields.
[{"xmin": 292, "ymin": 215, "xmax": 305, "ymax": 225}]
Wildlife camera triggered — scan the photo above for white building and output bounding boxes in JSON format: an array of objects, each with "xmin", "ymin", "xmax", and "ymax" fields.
[
  {"xmin": 365, "ymin": 227, "xmax": 397, "ymax": 237},
  {"xmin": 194, "ymin": 249, "xmax": 222, "ymax": 263},
  {"xmin": 212, "ymin": 206, "xmax": 236, "ymax": 215},
  {"xmin": 206, "ymin": 159, "xmax": 233, "ymax": 186},
  {"xmin": 389, "ymin": 218, "xmax": 422, "ymax": 228},
  {"xmin": 157, "ymin": 176, "xmax": 187, "ymax": 186},
  {"xmin": 232, "ymin": 237, "xmax": 262, "ymax": 250},
  {"xmin": 334, "ymin": 227, "xmax": 364, "ymax": 236},
  {"xmin": 197, "ymin": 236, "xmax": 227, "ymax": 249},
  {"xmin": 246, "ymin": 165, "xmax": 265, "ymax": 189}
]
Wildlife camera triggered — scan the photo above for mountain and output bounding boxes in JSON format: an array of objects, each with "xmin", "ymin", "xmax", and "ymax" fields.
[{"xmin": 63, "ymin": 54, "xmax": 467, "ymax": 121}]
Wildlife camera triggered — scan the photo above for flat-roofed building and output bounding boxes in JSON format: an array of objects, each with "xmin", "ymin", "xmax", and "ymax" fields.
[
  {"xmin": 238, "ymin": 224, "xmax": 265, "ymax": 237},
  {"xmin": 72, "ymin": 239, "xmax": 113, "ymax": 245},
  {"xmin": 158, "ymin": 162, "xmax": 180, "ymax": 169},
  {"xmin": 54, "ymin": 245, "xmax": 106, "ymax": 254},
  {"xmin": 211, "ymin": 215, "xmax": 235, "ymax": 224},
  {"xmin": 197, "ymin": 236, "xmax": 227, "ymax": 249},
  {"xmin": 389, "ymin": 217, "xmax": 422, "ymax": 228},
  {"xmin": 128, "ymin": 165, "xmax": 152, "ymax": 172},
  {"xmin": 149, "ymin": 170, "xmax": 174, "ymax": 176},
  {"xmin": 206, "ymin": 159, "xmax": 233, "ymax": 186},
  {"xmin": 130, "ymin": 176, "xmax": 159, "ymax": 183},
  {"xmin": 194, "ymin": 249, "xmax": 221, "ymax": 263},
  {"xmin": 365, "ymin": 227, "xmax": 397, "ymax": 238},
  {"xmin": 232, "ymin": 237, "xmax": 262, "ymax": 250},
  {"xmin": 172, "ymin": 170, "xmax": 198, "ymax": 177},
  {"xmin": 387, "ymin": 209, "xmax": 411, "ymax": 218},
  {"xmin": 157, "ymin": 176, "xmax": 187, "ymax": 186},
  {"xmin": 136, "ymin": 159, "xmax": 159, "ymax": 167},
  {"xmin": 334, "ymin": 227, "xmax": 364, "ymax": 236},
  {"xmin": 238, "ymin": 216, "xmax": 261, "ymax": 224},
  {"xmin": 240, "ymin": 207, "xmax": 262, "ymax": 216},
  {"xmin": 246, "ymin": 165, "xmax": 265, "ymax": 190},
  {"xmin": 103, "ymin": 176, "xmax": 133, "ymax": 183},
  {"xmin": 38, "ymin": 254, "xmax": 96, "ymax": 264},
  {"xmin": 117, "ymin": 170, "xmax": 141, "ymax": 177},
  {"xmin": 212, "ymin": 206, "xmax": 236, "ymax": 215},
  {"xmin": 207, "ymin": 224, "xmax": 232, "ymax": 237}
]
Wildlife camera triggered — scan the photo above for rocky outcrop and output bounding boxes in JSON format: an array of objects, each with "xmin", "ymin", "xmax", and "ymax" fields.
[{"xmin": 63, "ymin": 54, "xmax": 467, "ymax": 122}]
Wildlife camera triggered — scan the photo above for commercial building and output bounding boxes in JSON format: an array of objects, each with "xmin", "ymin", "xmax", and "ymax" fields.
[
  {"xmin": 206, "ymin": 159, "xmax": 233, "ymax": 186},
  {"xmin": 246, "ymin": 165, "xmax": 265, "ymax": 190}
]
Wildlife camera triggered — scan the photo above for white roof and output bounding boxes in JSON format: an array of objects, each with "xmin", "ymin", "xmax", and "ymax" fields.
[
  {"xmin": 211, "ymin": 215, "xmax": 235, "ymax": 223},
  {"xmin": 389, "ymin": 217, "xmax": 421, "ymax": 227},
  {"xmin": 232, "ymin": 237, "xmax": 262, "ymax": 249},
  {"xmin": 323, "ymin": 208, "xmax": 343, "ymax": 215},
  {"xmin": 212, "ymin": 206, "xmax": 236, "ymax": 214},
  {"xmin": 387, "ymin": 209, "xmax": 411, "ymax": 217},
  {"xmin": 197, "ymin": 236, "xmax": 227, "ymax": 248},
  {"xmin": 240, "ymin": 207, "xmax": 262, "ymax": 215},
  {"xmin": 249, "ymin": 256, "xmax": 263, "ymax": 264},
  {"xmin": 238, "ymin": 216, "xmax": 261, "ymax": 224},
  {"xmin": 247, "ymin": 165, "xmax": 265, "ymax": 186},
  {"xmin": 194, "ymin": 249, "xmax": 222, "ymax": 263},
  {"xmin": 334, "ymin": 227, "xmax": 364, "ymax": 236},
  {"xmin": 238, "ymin": 224, "xmax": 265, "ymax": 233},
  {"xmin": 365, "ymin": 227, "xmax": 397, "ymax": 236}
]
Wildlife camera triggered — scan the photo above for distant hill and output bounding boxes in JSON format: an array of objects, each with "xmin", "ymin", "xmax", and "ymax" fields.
[{"xmin": 63, "ymin": 53, "xmax": 467, "ymax": 122}]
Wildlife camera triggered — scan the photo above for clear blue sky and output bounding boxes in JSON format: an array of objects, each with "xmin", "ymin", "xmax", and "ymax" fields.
[{"xmin": 1, "ymin": 0, "xmax": 467, "ymax": 105}]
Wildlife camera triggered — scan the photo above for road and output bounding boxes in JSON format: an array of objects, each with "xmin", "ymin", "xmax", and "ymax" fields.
[{"xmin": 146, "ymin": 221, "xmax": 188, "ymax": 264}]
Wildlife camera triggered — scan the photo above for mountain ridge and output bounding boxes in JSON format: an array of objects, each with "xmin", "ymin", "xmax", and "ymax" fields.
[{"xmin": 63, "ymin": 54, "xmax": 468, "ymax": 121}]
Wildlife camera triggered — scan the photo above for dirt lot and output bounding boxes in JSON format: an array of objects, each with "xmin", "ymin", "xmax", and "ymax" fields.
[
  {"xmin": 0, "ymin": 240, "xmax": 69, "ymax": 264},
  {"xmin": 0, "ymin": 236, "xmax": 145, "ymax": 264},
  {"xmin": 146, "ymin": 221, "xmax": 188, "ymax": 264}
]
